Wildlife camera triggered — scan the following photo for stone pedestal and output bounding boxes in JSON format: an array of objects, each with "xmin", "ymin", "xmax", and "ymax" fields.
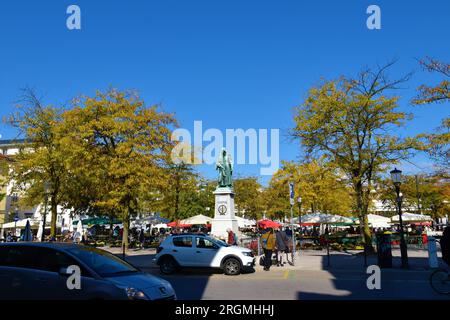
[{"xmin": 210, "ymin": 187, "xmax": 239, "ymax": 240}]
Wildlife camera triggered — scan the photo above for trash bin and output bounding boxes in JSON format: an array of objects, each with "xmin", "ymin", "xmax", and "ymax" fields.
[{"xmin": 376, "ymin": 233, "xmax": 392, "ymax": 268}]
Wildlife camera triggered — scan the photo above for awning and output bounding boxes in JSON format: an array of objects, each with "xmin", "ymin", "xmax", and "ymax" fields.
[
  {"xmin": 72, "ymin": 217, "xmax": 122, "ymax": 226},
  {"xmin": 2, "ymin": 218, "xmax": 42, "ymax": 229}
]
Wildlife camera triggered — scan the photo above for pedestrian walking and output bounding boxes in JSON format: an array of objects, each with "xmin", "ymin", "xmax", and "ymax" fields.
[
  {"xmin": 260, "ymin": 227, "xmax": 276, "ymax": 271},
  {"xmin": 275, "ymin": 228, "xmax": 287, "ymax": 266},
  {"xmin": 276, "ymin": 227, "xmax": 293, "ymax": 266}
]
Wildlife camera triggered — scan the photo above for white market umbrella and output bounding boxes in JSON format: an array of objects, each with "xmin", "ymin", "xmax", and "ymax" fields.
[
  {"xmin": 180, "ymin": 214, "xmax": 212, "ymax": 225},
  {"xmin": 236, "ymin": 216, "xmax": 256, "ymax": 228},
  {"xmin": 367, "ymin": 214, "xmax": 391, "ymax": 228},
  {"xmin": 300, "ymin": 213, "xmax": 354, "ymax": 224},
  {"xmin": 391, "ymin": 213, "xmax": 433, "ymax": 223},
  {"xmin": 354, "ymin": 214, "xmax": 391, "ymax": 228}
]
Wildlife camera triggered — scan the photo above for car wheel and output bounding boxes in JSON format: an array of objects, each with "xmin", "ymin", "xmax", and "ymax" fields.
[
  {"xmin": 223, "ymin": 258, "xmax": 241, "ymax": 275},
  {"xmin": 160, "ymin": 256, "xmax": 177, "ymax": 275}
]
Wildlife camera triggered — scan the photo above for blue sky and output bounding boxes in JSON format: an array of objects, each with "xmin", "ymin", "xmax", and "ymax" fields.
[{"xmin": 0, "ymin": 0, "xmax": 449, "ymax": 184}]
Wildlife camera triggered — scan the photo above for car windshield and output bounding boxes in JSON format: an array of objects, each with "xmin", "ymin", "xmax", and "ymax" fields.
[
  {"xmin": 67, "ymin": 246, "xmax": 139, "ymax": 277},
  {"xmin": 206, "ymin": 236, "xmax": 229, "ymax": 247}
]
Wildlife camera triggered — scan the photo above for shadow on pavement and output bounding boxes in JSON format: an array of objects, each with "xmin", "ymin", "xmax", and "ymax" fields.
[{"xmin": 297, "ymin": 249, "xmax": 450, "ymax": 300}]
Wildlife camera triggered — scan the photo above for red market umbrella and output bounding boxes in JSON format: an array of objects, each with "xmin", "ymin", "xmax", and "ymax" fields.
[
  {"xmin": 299, "ymin": 222, "xmax": 320, "ymax": 227},
  {"xmin": 258, "ymin": 219, "xmax": 281, "ymax": 229},
  {"xmin": 167, "ymin": 221, "xmax": 192, "ymax": 228}
]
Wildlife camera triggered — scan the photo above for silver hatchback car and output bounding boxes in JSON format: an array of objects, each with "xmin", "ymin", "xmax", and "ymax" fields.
[{"xmin": 0, "ymin": 243, "xmax": 176, "ymax": 300}]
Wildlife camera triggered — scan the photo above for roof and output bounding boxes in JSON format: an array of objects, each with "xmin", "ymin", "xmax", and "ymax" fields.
[
  {"xmin": 0, "ymin": 139, "xmax": 27, "ymax": 147},
  {"xmin": 0, "ymin": 242, "xmax": 80, "ymax": 249}
]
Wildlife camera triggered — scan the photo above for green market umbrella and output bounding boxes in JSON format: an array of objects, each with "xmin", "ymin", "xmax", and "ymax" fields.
[{"xmin": 72, "ymin": 217, "xmax": 122, "ymax": 226}]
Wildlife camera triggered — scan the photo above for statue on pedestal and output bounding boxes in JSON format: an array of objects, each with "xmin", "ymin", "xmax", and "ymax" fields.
[
  {"xmin": 211, "ymin": 148, "xmax": 238, "ymax": 240},
  {"xmin": 216, "ymin": 148, "xmax": 233, "ymax": 188}
]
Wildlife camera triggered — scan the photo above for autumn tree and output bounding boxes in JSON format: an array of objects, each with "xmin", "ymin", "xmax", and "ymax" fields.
[
  {"xmin": 60, "ymin": 89, "xmax": 176, "ymax": 249},
  {"xmin": 291, "ymin": 62, "xmax": 417, "ymax": 252},
  {"xmin": 154, "ymin": 162, "xmax": 201, "ymax": 221},
  {"xmin": 263, "ymin": 158, "xmax": 352, "ymax": 219},
  {"xmin": 4, "ymin": 90, "xmax": 69, "ymax": 237},
  {"xmin": 262, "ymin": 165, "xmax": 292, "ymax": 220},
  {"xmin": 233, "ymin": 177, "xmax": 263, "ymax": 220},
  {"xmin": 412, "ymin": 57, "xmax": 450, "ymax": 168},
  {"xmin": 376, "ymin": 173, "xmax": 450, "ymax": 221},
  {"xmin": 0, "ymin": 155, "xmax": 10, "ymax": 208}
]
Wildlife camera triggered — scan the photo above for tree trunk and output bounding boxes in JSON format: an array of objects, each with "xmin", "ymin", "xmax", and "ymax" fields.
[
  {"xmin": 355, "ymin": 181, "xmax": 373, "ymax": 252},
  {"xmin": 122, "ymin": 212, "xmax": 129, "ymax": 251},
  {"xmin": 50, "ymin": 195, "xmax": 58, "ymax": 238}
]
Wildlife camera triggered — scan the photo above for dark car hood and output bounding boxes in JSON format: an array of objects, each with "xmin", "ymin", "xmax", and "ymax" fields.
[{"xmin": 105, "ymin": 272, "xmax": 168, "ymax": 289}]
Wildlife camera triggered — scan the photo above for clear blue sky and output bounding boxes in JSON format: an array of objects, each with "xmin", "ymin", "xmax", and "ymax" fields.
[{"xmin": 0, "ymin": 0, "xmax": 449, "ymax": 184}]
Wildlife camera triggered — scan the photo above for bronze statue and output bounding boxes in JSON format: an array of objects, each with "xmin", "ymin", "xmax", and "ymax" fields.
[{"xmin": 216, "ymin": 148, "xmax": 233, "ymax": 188}]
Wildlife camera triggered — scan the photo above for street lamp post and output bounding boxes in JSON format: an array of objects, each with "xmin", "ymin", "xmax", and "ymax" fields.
[
  {"xmin": 390, "ymin": 168, "xmax": 409, "ymax": 269},
  {"xmin": 289, "ymin": 182, "xmax": 295, "ymax": 265},
  {"xmin": 297, "ymin": 197, "xmax": 302, "ymax": 259}
]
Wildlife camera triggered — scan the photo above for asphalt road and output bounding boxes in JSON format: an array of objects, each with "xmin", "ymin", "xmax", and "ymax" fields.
[
  {"xmin": 139, "ymin": 267, "xmax": 450, "ymax": 300},
  {"xmin": 116, "ymin": 248, "xmax": 450, "ymax": 300}
]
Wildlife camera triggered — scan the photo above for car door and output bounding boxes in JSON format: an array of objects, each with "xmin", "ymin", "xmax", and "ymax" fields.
[
  {"xmin": 0, "ymin": 245, "xmax": 39, "ymax": 299},
  {"xmin": 31, "ymin": 247, "xmax": 97, "ymax": 300},
  {"xmin": 171, "ymin": 236, "xmax": 194, "ymax": 266},
  {"xmin": 193, "ymin": 237, "xmax": 219, "ymax": 267}
]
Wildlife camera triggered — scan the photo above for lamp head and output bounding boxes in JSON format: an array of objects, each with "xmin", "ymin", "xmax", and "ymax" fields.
[{"xmin": 390, "ymin": 168, "xmax": 402, "ymax": 186}]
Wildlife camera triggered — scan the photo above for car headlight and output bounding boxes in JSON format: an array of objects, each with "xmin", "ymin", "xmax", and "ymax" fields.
[
  {"xmin": 242, "ymin": 251, "xmax": 253, "ymax": 257},
  {"xmin": 124, "ymin": 287, "xmax": 148, "ymax": 300}
]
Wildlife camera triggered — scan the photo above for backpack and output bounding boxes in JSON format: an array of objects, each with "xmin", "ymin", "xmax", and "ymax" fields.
[{"xmin": 261, "ymin": 232, "xmax": 275, "ymax": 250}]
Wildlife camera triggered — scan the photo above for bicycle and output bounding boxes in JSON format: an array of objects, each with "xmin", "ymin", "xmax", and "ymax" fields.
[
  {"xmin": 430, "ymin": 268, "xmax": 450, "ymax": 294},
  {"xmin": 429, "ymin": 238, "xmax": 450, "ymax": 295}
]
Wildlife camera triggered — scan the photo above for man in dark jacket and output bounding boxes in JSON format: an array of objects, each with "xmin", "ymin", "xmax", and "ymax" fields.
[
  {"xmin": 275, "ymin": 229, "xmax": 287, "ymax": 266},
  {"xmin": 276, "ymin": 230, "xmax": 292, "ymax": 266}
]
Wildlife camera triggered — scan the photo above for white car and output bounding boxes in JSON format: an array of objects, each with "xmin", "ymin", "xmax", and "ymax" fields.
[{"xmin": 154, "ymin": 233, "xmax": 255, "ymax": 275}]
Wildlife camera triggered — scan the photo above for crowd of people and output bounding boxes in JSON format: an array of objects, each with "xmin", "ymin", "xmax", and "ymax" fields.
[{"xmin": 259, "ymin": 227, "xmax": 294, "ymax": 271}]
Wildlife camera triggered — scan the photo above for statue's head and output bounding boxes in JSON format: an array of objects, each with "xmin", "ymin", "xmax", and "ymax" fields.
[{"xmin": 221, "ymin": 148, "xmax": 227, "ymax": 156}]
